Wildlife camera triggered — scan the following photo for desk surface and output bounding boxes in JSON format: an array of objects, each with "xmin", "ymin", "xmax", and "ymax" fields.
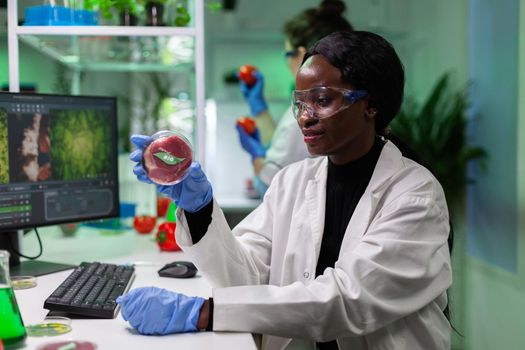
[{"xmin": 14, "ymin": 226, "xmax": 257, "ymax": 350}]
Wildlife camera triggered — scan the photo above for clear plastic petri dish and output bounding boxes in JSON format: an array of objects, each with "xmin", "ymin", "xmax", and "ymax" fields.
[
  {"xmin": 11, "ymin": 275, "xmax": 37, "ymax": 290},
  {"xmin": 143, "ymin": 130, "xmax": 193, "ymax": 185},
  {"xmin": 42, "ymin": 316, "xmax": 72, "ymax": 326},
  {"xmin": 26, "ymin": 317, "xmax": 72, "ymax": 337}
]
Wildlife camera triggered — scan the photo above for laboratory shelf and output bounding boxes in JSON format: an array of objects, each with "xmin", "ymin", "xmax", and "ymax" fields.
[
  {"xmin": 7, "ymin": 0, "xmax": 206, "ymax": 166},
  {"xmin": 19, "ymin": 35, "xmax": 195, "ymax": 73},
  {"xmin": 15, "ymin": 25, "xmax": 197, "ymax": 37}
]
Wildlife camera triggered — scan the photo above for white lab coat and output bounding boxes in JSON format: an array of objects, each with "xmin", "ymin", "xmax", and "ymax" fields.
[
  {"xmin": 258, "ymin": 106, "xmax": 310, "ymax": 186},
  {"xmin": 176, "ymin": 141, "xmax": 452, "ymax": 350}
]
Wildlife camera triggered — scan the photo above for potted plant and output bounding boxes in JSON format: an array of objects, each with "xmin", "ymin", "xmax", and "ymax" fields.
[
  {"xmin": 92, "ymin": 0, "xmax": 142, "ymax": 25},
  {"xmin": 389, "ymin": 71, "xmax": 487, "ymax": 206},
  {"xmin": 138, "ymin": 0, "xmax": 170, "ymax": 26}
]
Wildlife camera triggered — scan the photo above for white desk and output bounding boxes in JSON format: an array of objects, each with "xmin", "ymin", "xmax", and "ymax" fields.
[{"xmin": 14, "ymin": 225, "xmax": 257, "ymax": 350}]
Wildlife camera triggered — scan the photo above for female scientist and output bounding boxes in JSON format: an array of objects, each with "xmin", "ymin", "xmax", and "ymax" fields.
[
  {"xmin": 120, "ymin": 31, "xmax": 452, "ymax": 350},
  {"xmin": 236, "ymin": 0, "xmax": 353, "ymax": 196}
]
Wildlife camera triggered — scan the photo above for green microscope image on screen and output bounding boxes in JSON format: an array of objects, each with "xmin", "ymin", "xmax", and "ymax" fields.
[{"xmin": 50, "ymin": 109, "xmax": 112, "ymax": 180}]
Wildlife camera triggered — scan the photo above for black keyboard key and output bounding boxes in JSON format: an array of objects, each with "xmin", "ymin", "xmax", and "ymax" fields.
[
  {"xmin": 83, "ymin": 277, "xmax": 109, "ymax": 305},
  {"xmin": 94, "ymin": 264, "xmax": 107, "ymax": 276},
  {"xmin": 49, "ymin": 268, "xmax": 83, "ymax": 298}
]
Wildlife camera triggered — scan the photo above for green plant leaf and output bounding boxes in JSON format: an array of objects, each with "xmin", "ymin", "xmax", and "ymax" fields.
[
  {"xmin": 154, "ymin": 152, "xmax": 185, "ymax": 165},
  {"xmin": 206, "ymin": 2, "xmax": 223, "ymax": 13},
  {"xmin": 390, "ymin": 71, "xmax": 488, "ymax": 201}
]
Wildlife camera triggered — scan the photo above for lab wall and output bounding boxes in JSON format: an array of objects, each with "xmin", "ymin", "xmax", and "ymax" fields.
[
  {"xmin": 0, "ymin": 36, "xmax": 55, "ymax": 92},
  {"xmin": 467, "ymin": 0, "xmax": 518, "ymax": 273},
  {"xmin": 203, "ymin": 0, "xmax": 469, "ymax": 105},
  {"xmin": 398, "ymin": 0, "xmax": 469, "ymax": 101},
  {"xmin": 463, "ymin": 0, "xmax": 525, "ymax": 349}
]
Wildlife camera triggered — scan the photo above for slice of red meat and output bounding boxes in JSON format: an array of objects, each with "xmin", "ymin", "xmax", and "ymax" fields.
[{"xmin": 143, "ymin": 133, "xmax": 192, "ymax": 185}]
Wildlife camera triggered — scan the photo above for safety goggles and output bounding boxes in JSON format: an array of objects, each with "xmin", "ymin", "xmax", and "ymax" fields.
[
  {"xmin": 284, "ymin": 49, "xmax": 298, "ymax": 58},
  {"xmin": 292, "ymin": 86, "xmax": 368, "ymax": 120}
]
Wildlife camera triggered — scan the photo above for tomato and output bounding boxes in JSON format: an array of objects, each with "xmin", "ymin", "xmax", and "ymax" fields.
[
  {"xmin": 133, "ymin": 215, "xmax": 157, "ymax": 234},
  {"xmin": 238, "ymin": 64, "xmax": 257, "ymax": 86},
  {"xmin": 236, "ymin": 116, "xmax": 257, "ymax": 135},
  {"xmin": 156, "ymin": 222, "xmax": 181, "ymax": 251},
  {"xmin": 157, "ymin": 196, "xmax": 171, "ymax": 217}
]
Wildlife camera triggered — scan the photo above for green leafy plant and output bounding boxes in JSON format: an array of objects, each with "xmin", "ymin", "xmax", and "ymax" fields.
[
  {"xmin": 138, "ymin": 0, "xmax": 221, "ymax": 26},
  {"xmin": 138, "ymin": 0, "xmax": 190, "ymax": 26},
  {"xmin": 206, "ymin": 1, "xmax": 222, "ymax": 13},
  {"xmin": 141, "ymin": 0, "xmax": 171, "ymax": 4},
  {"xmin": 173, "ymin": 3, "xmax": 191, "ymax": 26},
  {"xmin": 112, "ymin": 0, "xmax": 142, "ymax": 16},
  {"xmin": 90, "ymin": 0, "xmax": 142, "ymax": 19},
  {"xmin": 389, "ymin": 72, "xmax": 488, "ymax": 203},
  {"xmin": 83, "ymin": 0, "xmax": 99, "ymax": 10}
]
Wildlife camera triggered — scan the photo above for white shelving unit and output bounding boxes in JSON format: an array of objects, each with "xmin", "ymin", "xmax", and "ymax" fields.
[{"xmin": 6, "ymin": 0, "xmax": 207, "ymax": 165}]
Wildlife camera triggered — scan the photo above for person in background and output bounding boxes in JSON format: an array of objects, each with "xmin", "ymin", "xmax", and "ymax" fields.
[
  {"xmin": 122, "ymin": 31, "xmax": 452, "ymax": 350},
  {"xmin": 236, "ymin": 0, "xmax": 353, "ymax": 196}
]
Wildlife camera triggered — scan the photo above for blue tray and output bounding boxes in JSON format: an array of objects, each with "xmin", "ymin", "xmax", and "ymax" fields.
[{"xmin": 24, "ymin": 5, "xmax": 99, "ymax": 26}]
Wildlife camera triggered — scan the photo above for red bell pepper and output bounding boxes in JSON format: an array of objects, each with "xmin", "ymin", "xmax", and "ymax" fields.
[{"xmin": 156, "ymin": 222, "xmax": 181, "ymax": 251}]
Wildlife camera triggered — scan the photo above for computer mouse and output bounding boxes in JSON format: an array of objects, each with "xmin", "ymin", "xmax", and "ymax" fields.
[{"xmin": 158, "ymin": 261, "xmax": 198, "ymax": 278}]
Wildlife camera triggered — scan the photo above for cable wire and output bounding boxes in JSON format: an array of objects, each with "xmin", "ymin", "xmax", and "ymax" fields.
[{"xmin": 7, "ymin": 227, "xmax": 43, "ymax": 260}]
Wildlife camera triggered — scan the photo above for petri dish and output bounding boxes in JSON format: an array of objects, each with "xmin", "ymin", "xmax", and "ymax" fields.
[
  {"xmin": 35, "ymin": 340, "xmax": 97, "ymax": 350},
  {"xmin": 11, "ymin": 275, "xmax": 37, "ymax": 290},
  {"xmin": 42, "ymin": 316, "xmax": 72, "ymax": 326},
  {"xmin": 143, "ymin": 130, "xmax": 193, "ymax": 185},
  {"xmin": 26, "ymin": 317, "xmax": 72, "ymax": 337}
]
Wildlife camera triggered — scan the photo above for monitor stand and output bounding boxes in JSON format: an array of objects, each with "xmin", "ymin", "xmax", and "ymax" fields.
[
  {"xmin": 10, "ymin": 260, "xmax": 75, "ymax": 277},
  {"xmin": 0, "ymin": 230, "xmax": 76, "ymax": 277}
]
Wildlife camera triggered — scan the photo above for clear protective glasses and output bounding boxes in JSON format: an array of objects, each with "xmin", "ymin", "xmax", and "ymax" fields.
[
  {"xmin": 284, "ymin": 49, "xmax": 298, "ymax": 59},
  {"xmin": 292, "ymin": 86, "xmax": 368, "ymax": 120}
]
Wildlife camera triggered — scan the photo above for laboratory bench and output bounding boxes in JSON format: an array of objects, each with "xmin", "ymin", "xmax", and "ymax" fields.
[{"xmin": 13, "ymin": 225, "xmax": 257, "ymax": 350}]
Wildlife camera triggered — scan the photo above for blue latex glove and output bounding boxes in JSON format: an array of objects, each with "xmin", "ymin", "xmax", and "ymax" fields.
[
  {"xmin": 239, "ymin": 71, "xmax": 268, "ymax": 116},
  {"xmin": 129, "ymin": 134, "xmax": 213, "ymax": 213},
  {"xmin": 117, "ymin": 287, "xmax": 205, "ymax": 335},
  {"xmin": 235, "ymin": 124, "xmax": 266, "ymax": 161}
]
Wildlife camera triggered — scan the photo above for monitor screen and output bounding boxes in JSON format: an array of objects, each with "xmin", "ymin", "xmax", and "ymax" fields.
[{"xmin": 0, "ymin": 92, "xmax": 119, "ymax": 276}]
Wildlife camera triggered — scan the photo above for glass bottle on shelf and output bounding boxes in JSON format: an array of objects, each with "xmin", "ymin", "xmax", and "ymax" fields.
[{"xmin": 0, "ymin": 250, "xmax": 27, "ymax": 349}]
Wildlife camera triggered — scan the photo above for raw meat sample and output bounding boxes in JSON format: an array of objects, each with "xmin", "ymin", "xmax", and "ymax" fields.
[{"xmin": 143, "ymin": 131, "xmax": 192, "ymax": 185}]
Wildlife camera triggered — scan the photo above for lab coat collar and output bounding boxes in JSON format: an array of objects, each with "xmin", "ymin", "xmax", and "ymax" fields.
[
  {"xmin": 343, "ymin": 140, "xmax": 405, "ymax": 242},
  {"xmin": 309, "ymin": 140, "xmax": 403, "ymax": 188},
  {"xmin": 305, "ymin": 140, "xmax": 405, "ymax": 257},
  {"xmin": 306, "ymin": 157, "xmax": 328, "ymax": 258},
  {"xmin": 368, "ymin": 140, "xmax": 405, "ymax": 195}
]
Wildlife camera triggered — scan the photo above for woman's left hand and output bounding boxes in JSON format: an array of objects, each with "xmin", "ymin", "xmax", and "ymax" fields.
[{"xmin": 117, "ymin": 287, "xmax": 205, "ymax": 335}]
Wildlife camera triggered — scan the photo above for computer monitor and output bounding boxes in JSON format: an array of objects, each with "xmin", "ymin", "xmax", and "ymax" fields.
[{"xmin": 0, "ymin": 92, "xmax": 119, "ymax": 276}]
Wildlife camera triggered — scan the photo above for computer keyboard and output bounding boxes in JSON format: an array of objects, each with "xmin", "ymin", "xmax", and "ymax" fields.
[{"xmin": 44, "ymin": 262, "xmax": 135, "ymax": 319}]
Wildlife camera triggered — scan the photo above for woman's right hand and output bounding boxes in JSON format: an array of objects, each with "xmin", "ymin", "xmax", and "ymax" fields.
[{"xmin": 129, "ymin": 135, "xmax": 213, "ymax": 213}]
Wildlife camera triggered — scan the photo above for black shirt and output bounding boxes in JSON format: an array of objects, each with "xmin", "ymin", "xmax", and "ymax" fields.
[{"xmin": 316, "ymin": 137, "xmax": 384, "ymax": 350}]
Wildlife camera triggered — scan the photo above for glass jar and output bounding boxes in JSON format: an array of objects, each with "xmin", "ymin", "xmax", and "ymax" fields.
[{"xmin": 0, "ymin": 250, "xmax": 27, "ymax": 348}]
